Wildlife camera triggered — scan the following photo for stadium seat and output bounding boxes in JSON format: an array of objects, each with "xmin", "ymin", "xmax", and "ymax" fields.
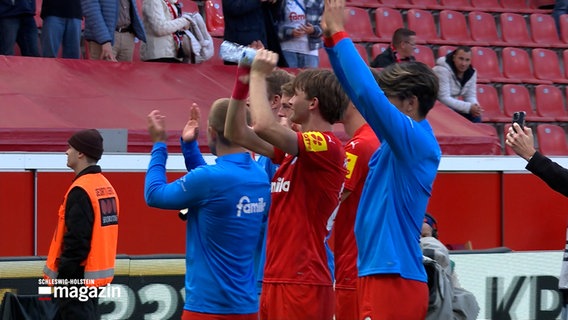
[
  {"xmin": 501, "ymin": 47, "xmax": 552, "ymax": 84},
  {"xmin": 500, "ymin": 13, "xmax": 540, "ymax": 47},
  {"xmin": 438, "ymin": 0, "xmax": 473, "ymax": 11},
  {"xmin": 536, "ymin": 124, "xmax": 568, "ymax": 156},
  {"xmin": 530, "ymin": 13, "xmax": 565, "ymax": 48},
  {"xmin": 534, "ymin": 85, "xmax": 568, "ymax": 121},
  {"xmin": 179, "ymin": 0, "xmax": 199, "ymax": 13},
  {"xmin": 500, "ymin": 0, "xmax": 536, "ymax": 13},
  {"xmin": 318, "ymin": 44, "xmax": 369, "ymax": 68},
  {"xmin": 380, "ymin": 0, "xmax": 414, "ymax": 9},
  {"xmin": 414, "ymin": 45, "xmax": 435, "ymax": 67},
  {"xmin": 439, "ymin": 10, "xmax": 483, "ymax": 46},
  {"xmin": 476, "ymin": 84, "xmax": 510, "ymax": 122},
  {"xmin": 531, "ymin": 48, "xmax": 568, "ymax": 84},
  {"xmin": 374, "ymin": 7, "xmax": 404, "ymax": 42},
  {"xmin": 409, "ymin": 0, "xmax": 444, "ymax": 9},
  {"xmin": 563, "ymin": 50, "xmax": 568, "ymax": 78},
  {"xmin": 406, "ymin": 9, "xmax": 445, "ymax": 45},
  {"xmin": 560, "ymin": 14, "xmax": 568, "ymax": 44},
  {"xmin": 371, "ymin": 42, "xmax": 389, "ymax": 60},
  {"xmin": 470, "ymin": 0, "xmax": 505, "ymax": 12},
  {"xmin": 502, "ymin": 84, "xmax": 555, "ymax": 121},
  {"xmin": 344, "ymin": 7, "xmax": 380, "ymax": 42},
  {"xmin": 471, "ymin": 46, "xmax": 512, "ymax": 83},
  {"xmin": 355, "ymin": 43, "xmax": 370, "ymax": 64},
  {"xmin": 346, "ymin": 0, "xmax": 381, "ymax": 8},
  {"xmin": 437, "ymin": 45, "xmax": 456, "ymax": 58},
  {"xmin": 468, "ymin": 11, "xmax": 508, "ymax": 46},
  {"xmin": 204, "ymin": 0, "xmax": 224, "ymax": 37}
]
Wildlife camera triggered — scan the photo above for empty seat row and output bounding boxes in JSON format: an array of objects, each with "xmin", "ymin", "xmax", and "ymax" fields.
[
  {"xmin": 479, "ymin": 84, "xmax": 568, "ymax": 123},
  {"xmin": 344, "ymin": 7, "xmax": 567, "ymax": 48},
  {"xmin": 347, "ymin": 0, "xmax": 550, "ymax": 14}
]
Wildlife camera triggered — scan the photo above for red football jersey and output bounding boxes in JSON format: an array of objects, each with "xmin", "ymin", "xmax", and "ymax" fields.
[
  {"xmin": 334, "ymin": 124, "xmax": 380, "ymax": 288},
  {"xmin": 263, "ymin": 131, "xmax": 346, "ymax": 285}
]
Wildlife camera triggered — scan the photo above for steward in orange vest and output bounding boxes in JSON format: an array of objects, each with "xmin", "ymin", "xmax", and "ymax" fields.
[{"xmin": 43, "ymin": 129, "xmax": 119, "ymax": 320}]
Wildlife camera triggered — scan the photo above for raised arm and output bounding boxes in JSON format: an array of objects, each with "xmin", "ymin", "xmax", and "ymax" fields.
[
  {"xmin": 249, "ymin": 50, "xmax": 299, "ymax": 156},
  {"xmin": 224, "ymin": 66, "xmax": 275, "ymax": 158},
  {"xmin": 180, "ymin": 103, "xmax": 207, "ymax": 170}
]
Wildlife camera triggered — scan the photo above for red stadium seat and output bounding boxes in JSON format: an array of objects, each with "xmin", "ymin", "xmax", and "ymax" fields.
[
  {"xmin": 502, "ymin": 84, "xmax": 554, "ymax": 121},
  {"xmin": 476, "ymin": 84, "xmax": 510, "ymax": 122},
  {"xmin": 439, "ymin": 10, "xmax": 483, "ymax": 46},
  {"xmin": 204, "ymin": 0, "xmax": 224, "ymax": 37},
  {"xmin": 536, "ymin": 124, "xmax": 568, "ymax": 156},
  {"xmin": 470, "ymin": 0, "xmax": 505, "ymax": 12},
  {"xmin": 346, "ymin": 0, "xmax": 381, "ymax": 8},
  {"xmin": 179, "ymin": 0, "xmax": 199, "ymax": 13},
  {"xmin": 318, "ymin": 44, "xmax": 369, "ymax": 68},
  {"xmin": 563, "ymin": 50, "xmax": 568, "ymax": 78},
  {"xmin": 500, "ymin": 0, "xmax": 536, "ymax": 13},
  {"xmin": 501, "ymin": 47, "xmax": 552, "ymax": 84},
  {"xmin": 406, "ymin": 9, "xmax": 445, "ymax": 44},
  {"xmin": 380, "ymin": 0, "xmax": 414, "ymax": 9},
  {"xmin": 534, "ymin": 85, "xmax": 568, "ymax": 121},
  {"xmin": 343, "ymin": 7, "xmax": 380, "ymax": 42},
  {"xmin": 469, "ymin": 11, "xmax": 508, "ymax": 46},
  {"xmin": 531, "ymin": 48, "xmax": 568, "ymax": 84},
  {"xmin": 500, "ymin": 13, "xmax": 539, "ymax": 47},
  {"xmin": 530, "ymin": 13, "xmax": 564, "ymax": 48},
  {"xmin": 560, "ymin": 14, "xmax": 568, "ymax": 44},
  {"xmin": 409, "ymin": 0, "xmax": 444, "ymax": 9},
  {"xmin": 438, "ymin": 0, "xmax": 473, "ymax": 11},
  {"xmin": 355, "ymin": 43, "xmax": 370, "ymax": 64},
  {"xmin": 414, "ymin": 45, "xmax": 435, "ymax": 67},
  {"xmin": 471, "ymin": 46, "xmax": 512, "ymax": 83},
  {"xmin": 371, "ymin": 42, "xmax": 389, "ymax": 60},
  {"xmin": 437, "ymin": 45, "xmax": 456, "ymax": 58},
  {"xmin": 374, "ymin": 7, "xmax": 404, "ymax": 42}
]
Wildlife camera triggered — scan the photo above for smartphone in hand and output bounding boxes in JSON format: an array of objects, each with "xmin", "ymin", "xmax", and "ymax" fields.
[{"xmin": 512, "ymin": 111, "xmax": 526, "ymax": 133}]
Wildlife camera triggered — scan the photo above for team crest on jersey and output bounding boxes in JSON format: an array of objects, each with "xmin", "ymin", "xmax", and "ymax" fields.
[
  {"xmin": 345, "ymin": 151, "xmax": 358, "ymax": 179},
  {"xmin": 302, "ymin": 131, "xmax": 328, "ymax": 152}
]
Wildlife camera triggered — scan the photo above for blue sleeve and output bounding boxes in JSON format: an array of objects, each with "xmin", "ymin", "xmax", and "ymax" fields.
[
  {"xmin": 144, "ymin": 142, "xmax": 210, "ymax": 210},
  {"xmin": 325, "ymin": 38, "xmax": 425, "ymax": 162},
  {"xmin": 80, "ymin": 0, "xmax": 113, "ymax": 44},
  {"xmin": 180, "ymin": 138, "xmax": 207, "ymax": 171}
]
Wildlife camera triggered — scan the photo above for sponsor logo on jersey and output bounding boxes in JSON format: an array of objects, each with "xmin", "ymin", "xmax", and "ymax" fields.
[
  {"xmin": 302, "ymin": 132, "xmax": 328, "ymax": 152},
  {"xmin": 345, "ymin": 151, "xmax": 358, "ymax": 179},
  {"xmin": 236, "ymin": 196, "xmax": 266, "ymax": 217},
  {"xmin": 271, "ymin": 177, "xmax": 291, "ymax": 193}
]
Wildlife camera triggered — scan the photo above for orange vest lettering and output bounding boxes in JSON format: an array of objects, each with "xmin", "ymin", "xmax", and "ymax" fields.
[{"xmin": 44, "ymin": 173, "xmax": 119, "ymax": 287}]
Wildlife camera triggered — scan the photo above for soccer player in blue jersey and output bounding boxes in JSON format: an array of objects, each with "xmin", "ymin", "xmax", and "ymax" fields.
[
  {"xmin": 322, "ymin": 1, "xmax": 441, "ymax": 319},
  {"xmin": 144, "ymin": 100, "xmax": 271, "ymax": 319}
]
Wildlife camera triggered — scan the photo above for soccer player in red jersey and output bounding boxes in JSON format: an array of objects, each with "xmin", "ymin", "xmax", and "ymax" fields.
[
  {"xmin": 334, "ymin": 102, "xmax": 379, "ymax": 320},
  {"xmin": 225, "ymin": 50, "xmax": 349, "ymax": 319}
]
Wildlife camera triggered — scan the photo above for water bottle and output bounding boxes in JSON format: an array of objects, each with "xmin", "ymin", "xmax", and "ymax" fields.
[{"xmin": 219, "ymin": 40, "xmax": 257, "ymax": 66}]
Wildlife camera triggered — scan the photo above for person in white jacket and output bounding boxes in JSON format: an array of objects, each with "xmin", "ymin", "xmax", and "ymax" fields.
[
  {"xmin": 432, "ymin": 46, "xmax": 483, "ymax": 123},
  {"xmin": 141, "ymin": 0, "xmax": 191, "ymax": 62}
]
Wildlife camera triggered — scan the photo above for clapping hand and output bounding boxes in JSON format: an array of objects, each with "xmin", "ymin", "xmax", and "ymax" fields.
[
  {"xmin": 182, "ymin": 103, "xmax": 201, "ymax": 143},
  {"xmin": 147, "ymin": 110, "xmax": 168, "ymax": 143}
]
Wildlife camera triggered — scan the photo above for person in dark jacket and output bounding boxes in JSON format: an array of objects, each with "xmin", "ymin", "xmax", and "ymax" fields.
[
  {"xmin": 506, "ymin": 122, "xmax": 568, "ymax": 320},
  {"xmin": 222, "ymin": 0, "xmax": 286, "ymax": 66},
  {"xmin": 370, "ymin": 28, "xmax": 415, "ymax": 68},
  {"xmin": 0, "ymin": 0, "xmax": 40, "ymax": 56},
  {"xmin": 40, "ymin": 0, "xmax": 82, "ymax": 58}
]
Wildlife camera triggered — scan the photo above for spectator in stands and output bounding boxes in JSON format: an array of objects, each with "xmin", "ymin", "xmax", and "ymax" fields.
[
  {"xmin": 369, "ymin": 27, "xmax": 416, "ymax": 68},
  {"xmin": 433, "ymin": 46, "xmax": 483, "ymax": 123},
  {"xmin": 420, "ymin": 212, "xmax": 480, "ymax": 320},
  {"xmin": 81, "ymin": 0, "xmax": 145, "ymax": 61},
  {"xmin": 113, "ymin": 0, "xmax": 146, "ymax": 61},
  {"xmin": 225, "ymin": 51, "xmax": 349, "ymax": 319},
  {"xmin": 145, "ymin": 102, "xmax": 270, "ymax": 319},
  {"xmin": 277, "ymin": 0, "xmax": 324, "ymax": 68},
  {"xmin": 0, "ymin": 0, "xmax": 40, "ymax": 57},
  {"xmin": 553, "ymin": 0, "xmax": 568, "ymax": 36},
  {"xmin": 506, "ymin": 122, "xmax": 568, "ymax": 320},
  {"xmin": 43, "ymin": 129, "xmax": 119, "ymax": 320},
  {"xmin": 40, "ymin": 0, "xmax": 82, "ymax": 58},
  {"xmin": 141, "ymin": 0, "xmax": 191, "ymax": 62},
  {"xmin": 222, "ymin": 0, "xmax": 287, "ymax": 66},
  {"xmin": 322, "ymin": 1, "xmax": 441, "ymax": 318},
  {"xmin": 334, "ymin": 100, "xmax": 380, "ymax": 320}
]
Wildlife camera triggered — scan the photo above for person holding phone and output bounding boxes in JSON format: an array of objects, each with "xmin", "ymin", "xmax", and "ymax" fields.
[
  {"xmin": 276, "ymin": 0, "xmax": 324, "ymax": 68},
  {"xmin": 506, "ymin": 121, "xmax": 568, "ymax": 320}
]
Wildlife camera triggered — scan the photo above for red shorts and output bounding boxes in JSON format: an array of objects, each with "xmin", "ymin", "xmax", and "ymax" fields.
[
  {"xmin": 357, "ymin": 274, "xmax": 428, "ymax": 320},
  {"xmin": 259, "ymin": 283, "xmax": 334, "ymax": 320},
  {"xmin": 335, "ymin": 286, "xmax": 358, "ymax": 320},
  {"xmin": 181, "ymin": 310, "xmax": 257, "ymax": 320}
]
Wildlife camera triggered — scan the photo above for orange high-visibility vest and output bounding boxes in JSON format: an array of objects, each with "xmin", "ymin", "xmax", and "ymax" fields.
[{"xmin": 44, "ymin": 173, "xmax": 119, "ymax": 287}]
